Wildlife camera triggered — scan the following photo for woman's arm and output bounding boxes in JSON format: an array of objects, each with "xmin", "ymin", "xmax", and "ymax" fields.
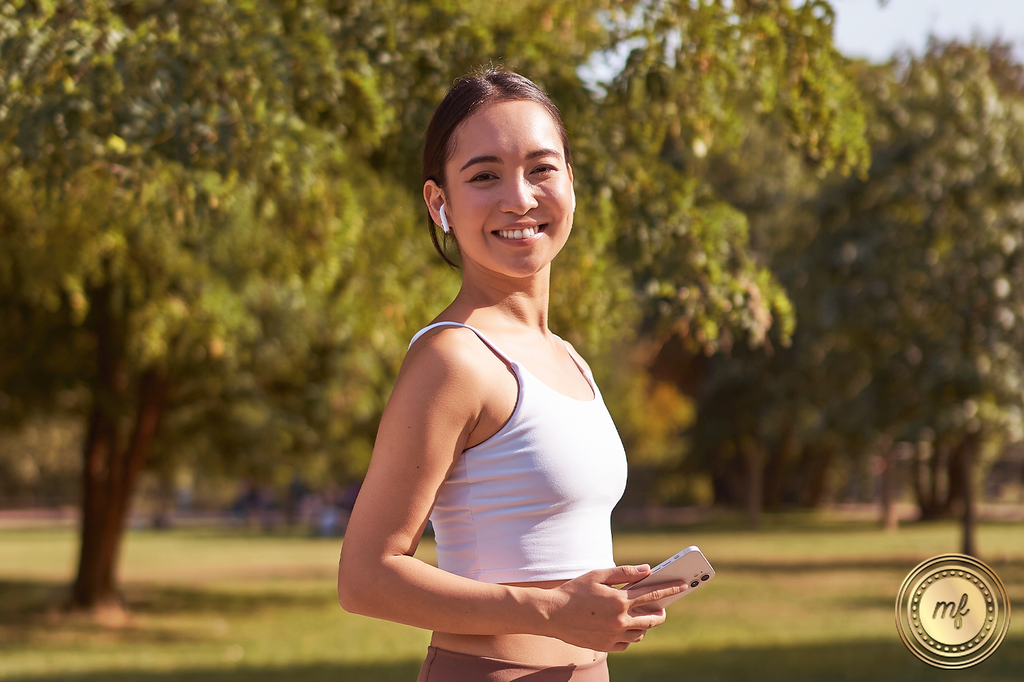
[{"xmin": 337, "ymin": 328, "xmax": 684, "ymax": 651}]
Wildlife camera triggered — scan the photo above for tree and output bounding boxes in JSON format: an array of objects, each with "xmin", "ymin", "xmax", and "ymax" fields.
[
  {"xmin": 0, "ymin": 0, "xmax": 641, "ymax": 611},
  {"xmin": 0, "ymin": 0, "xmax": 442, "ymax": 608},
  {"xmin": 796, "ymin": 41, "xmax": 1024, "ymax": 554},
  {"xmin": 656, "ymin": 40, "xmax": 1024, "ymax": 548},
  {"xmin": 591, "ymin": 1, "xmax": 870, "ymax": 525},
  {"xmin": 598, "ymin": 0, "xmax": 867, "ymax": 347},
  {"xmin": 0, "ymin": 0, "xmax": 874, "ymax": 608}
]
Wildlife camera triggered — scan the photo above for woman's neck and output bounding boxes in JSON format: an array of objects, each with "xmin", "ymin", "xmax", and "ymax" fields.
[{"xmin": 449, "ymin": 266, "xmax": 552, "ymax": 332}]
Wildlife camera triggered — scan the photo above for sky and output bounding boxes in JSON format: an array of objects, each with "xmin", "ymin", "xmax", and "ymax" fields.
[{"xmin": 831, "ymin": 0, "xmax": 1024, "ymax": 62}]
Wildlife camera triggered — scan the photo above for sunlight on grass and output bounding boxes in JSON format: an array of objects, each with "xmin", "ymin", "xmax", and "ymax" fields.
[{"xmin": 1, "ymin": 519, "xmax": 1021, "ymax": 681}]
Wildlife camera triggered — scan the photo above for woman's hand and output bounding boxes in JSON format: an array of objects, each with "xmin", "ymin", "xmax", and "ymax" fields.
[{"xmin": 542, "ymin": 565, "xmax": 687, "ymax": 652}]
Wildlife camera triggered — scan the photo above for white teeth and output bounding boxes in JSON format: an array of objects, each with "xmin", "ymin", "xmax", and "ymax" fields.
[{"xmin": 500, "ymin": 227, "xmax": 537, "ymax": 240}]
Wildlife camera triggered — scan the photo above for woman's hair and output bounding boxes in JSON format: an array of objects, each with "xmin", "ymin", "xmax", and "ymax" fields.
[{"xmin": 422, "ymin": 69, "xmax": 572, "ymax": 267}]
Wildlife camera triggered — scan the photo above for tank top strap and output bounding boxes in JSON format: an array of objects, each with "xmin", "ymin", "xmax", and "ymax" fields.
[
  {"xmin": 408, "ymin": 322, "xmax": 515, "ymax": 366},
  {"xmin": 549, "ymin": 332, "xmax": 597, "ymax": 392}
]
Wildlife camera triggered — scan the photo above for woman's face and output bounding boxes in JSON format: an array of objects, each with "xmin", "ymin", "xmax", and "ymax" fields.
[{"xmin": 424, "ymin": 100, "xmax": 575, "ymax": 281}]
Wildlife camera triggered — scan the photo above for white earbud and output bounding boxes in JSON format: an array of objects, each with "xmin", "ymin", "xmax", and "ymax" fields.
[
  {"xmin": 439, "ymin": 204, "xmax": 451, "ymax": 234},
  {"xmin": 571, "ymin": 189, "xmax": 577, "ymax": 213}
]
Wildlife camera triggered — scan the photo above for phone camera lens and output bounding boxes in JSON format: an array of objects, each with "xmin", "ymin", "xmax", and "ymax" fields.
[
  {"xmin": 701, "ymin": 574, "xmax": 710, "ymax": 581},
  {"xmin": 689, "ymin": 580, "xmax": 700, "ymax": 588}
]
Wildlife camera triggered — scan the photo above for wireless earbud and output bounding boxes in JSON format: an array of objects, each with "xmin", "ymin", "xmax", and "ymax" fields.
[
  {"xmin": 439, "ymin": 204, "xmax": 451, "ymax": 234},
  {"xmin": 571, "ymin": 189, "xmax": 577, "ymax": 213}
]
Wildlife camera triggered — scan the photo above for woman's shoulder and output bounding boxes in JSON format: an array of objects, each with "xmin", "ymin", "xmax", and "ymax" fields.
[
  {"xmin": 400, "ymin": 323, "xmax": 506, "ymax": 392},
  {"xmin": 407, "ymin": 322, "xmax": 492, "ymax": 360},
  {"xmin": 394, "ymin": 321, "xmax": 517, "ymax": 451}
]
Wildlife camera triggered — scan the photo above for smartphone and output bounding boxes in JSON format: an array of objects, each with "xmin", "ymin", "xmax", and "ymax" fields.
[{"xmin": 621, "ymin": 545, "xmax": 715, "ymax": 611}]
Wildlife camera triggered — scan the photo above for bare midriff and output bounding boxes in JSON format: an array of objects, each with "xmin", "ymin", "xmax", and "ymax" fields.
[{"xmin": 429, "ymin": 579, "xmax": 603, "ymax": 667}]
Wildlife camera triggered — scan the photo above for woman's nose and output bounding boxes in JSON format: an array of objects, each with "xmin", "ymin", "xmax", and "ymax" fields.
[{"xmin": 499, "ymin": 174, "xmax": 539, "ymax": 215}]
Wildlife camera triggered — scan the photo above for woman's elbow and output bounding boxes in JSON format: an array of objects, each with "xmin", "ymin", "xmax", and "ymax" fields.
[
  {"xmin": 337, "ymin": 548, "xmax": 385, "ymax": 614},
  {"xmin": 337, "ymin": 583, "xmax": 364, "ymax": 614},
  {"xmin": 337, "ymin": 554, "xmax": 370, "ymax": 614}
]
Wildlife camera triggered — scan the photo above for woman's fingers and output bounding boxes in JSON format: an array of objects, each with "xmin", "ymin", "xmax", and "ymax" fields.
[
  {"xmin": 628, "ymin": 627, "xmax": 647, "ymax": 643},
  {"xmin": 605, "ymin": 627, "xmax": 647, "ymax": 653},
  {"xmin": 623, "ymin": 579, "xmax": 687, "ymax": 626},
  {"xmin": 550, "ymin": 566, "xmax": 684, "ymax": 650},
  {"xmin": 593, "ymin": 564, "xmax": 651, "ymax": 587},
  {"xmin": 628, "ymin": 579, "xmax": 688, "ymax": 606},
  {"xmin": 627, "ymin": 606, "xmax": 668, "ymax": 630}
]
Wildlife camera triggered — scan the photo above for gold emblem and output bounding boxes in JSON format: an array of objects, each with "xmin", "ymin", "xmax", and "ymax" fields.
[{"xmin": 895, "ymin": 554, "xmax": 1011, "ymax": 669}]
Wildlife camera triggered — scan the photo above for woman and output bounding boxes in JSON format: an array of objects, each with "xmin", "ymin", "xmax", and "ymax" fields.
[{"xmin": 337, "ymin": 69, "xmax": 685, "ymax": 681}]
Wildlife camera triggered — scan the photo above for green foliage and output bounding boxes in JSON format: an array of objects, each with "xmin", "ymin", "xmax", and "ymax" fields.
[
  {"xmin": 667, "ymin": 38, "xmax": 1024, "ymax": 519},
  {"xmin": 595, "ymin": 0, "xmax": 868, "ymax": 352},
  {"xmin": 0, "ymin": 1, "xmax": 442, "ymax": 483},
  {"xmin": 0, "ymin": 0, "xmax": 872, "ymax": 496},
  {"xmin": 682, "ymin": 40, "xmax": 1024, "ymax": 514},
  {"xmin": 802, "ymin": 41, "xmax": 1024, "ymax": 445}
]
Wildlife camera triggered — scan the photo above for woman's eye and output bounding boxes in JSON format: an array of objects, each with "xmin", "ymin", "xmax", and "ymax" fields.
[
  {"xmin": 470, "ymin": 172, "xmax": 498, "ymax": 182},
  {"xmin": 533, "ymin": 165, "xmax": 557, "ymax": 175}
]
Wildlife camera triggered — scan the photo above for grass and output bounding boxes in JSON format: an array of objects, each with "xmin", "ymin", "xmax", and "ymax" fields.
[{"xmin": 0, "ymin": 516, "xmax": 1022, "ymax": 681}]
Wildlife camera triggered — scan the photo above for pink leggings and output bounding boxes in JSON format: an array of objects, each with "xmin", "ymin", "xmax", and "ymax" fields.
[{"xmin": 416, "ymin": 646, "xmax": 610, "ymax": 682}]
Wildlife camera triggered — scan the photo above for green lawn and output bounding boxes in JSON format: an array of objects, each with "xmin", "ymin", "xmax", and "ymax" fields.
[{"xmin": 1, "ymin": 517, "xmax": 1021, "ymax": 681}]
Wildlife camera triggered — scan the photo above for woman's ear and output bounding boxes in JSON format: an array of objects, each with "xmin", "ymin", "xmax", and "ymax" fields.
[{"xmin": 423, "ymin": 180, "xmax": 447, "ymax": 229}]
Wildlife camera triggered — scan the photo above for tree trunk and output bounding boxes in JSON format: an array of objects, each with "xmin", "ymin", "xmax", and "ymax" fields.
[
  {"xmin": 71, "ymin": 282, "xmax": 169, "ymax": 610},
  {"xmin": 911, "ymin": 440, "xmax": 929, "ymax": 517},
  {"xmin": 943, "ymin": 440, "xmax": 968, "ymax": 518},
  {"xmin": 960, "ymin": 433, "xmax": 979, "ymax": 558},
  {"xmin": 929, "ymin": 441, "xmax": 942, "ymax": 514},
  {"xmin": 878, "ymin": 436, "xmax": 898, "ymax": 532},
  {"xmin": 763, "ymin": 418, "xmax": 795, "ymax": 509},
  {"xmin": 914, "ymin": 439, "xmax": 951, "ymax": 520},
  {"xmin": 739, "ymin": 436, "xmax": 764, "ymax": 528},
  {"xmin": 73, "ymin": 399, "xmax": 122, "ymax": 608},
  {"xmin": 72, "ymin": 370, "xmax": 168, "ymax": 609}
]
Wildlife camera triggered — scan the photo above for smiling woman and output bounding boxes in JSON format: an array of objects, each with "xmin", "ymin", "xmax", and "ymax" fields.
[
  {"xmin": 420, "ymin": 72, "xmax": 576, "ymax": 270},
  {"xmin": 336, "ymin": 69, "xmax": 687, "ymax": 681},
  {"xmin": 424, "ymin": 99, "xmax": 576, "ymax": 281}
]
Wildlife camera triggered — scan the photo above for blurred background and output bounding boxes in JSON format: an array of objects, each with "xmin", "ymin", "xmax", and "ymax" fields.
[{"xmin": 1, "ymin": 1, "xmax": 1022, "ymax": 680}]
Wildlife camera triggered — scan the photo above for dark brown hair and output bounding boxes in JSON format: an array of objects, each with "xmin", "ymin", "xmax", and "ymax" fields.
[{"xmin": 422, "ymin": 69, "xmax": 572, "ymax": 267}]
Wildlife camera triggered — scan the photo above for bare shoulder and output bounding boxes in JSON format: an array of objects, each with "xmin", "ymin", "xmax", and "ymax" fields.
[
  {"xmin": 341, "ymin": 325, "xmax": 507, "ymax": 560},
  {"xmin": 560, "ymin": 338, "xmax": 593, "ymax": 376},
  {"xmin": 400, "ymin": 325, "xmax": 505, "ymax": 397}
]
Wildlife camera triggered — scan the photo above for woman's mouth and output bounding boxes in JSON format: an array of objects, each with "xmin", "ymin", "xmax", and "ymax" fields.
[{"xmin": 496, "ymin": 225, "xmax": 544, "ymax": 240}]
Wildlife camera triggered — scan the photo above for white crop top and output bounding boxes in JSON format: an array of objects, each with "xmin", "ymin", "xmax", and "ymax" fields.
[{"xmin": 408, "ymin": 322, "xmax": 628, "ymax": 584}]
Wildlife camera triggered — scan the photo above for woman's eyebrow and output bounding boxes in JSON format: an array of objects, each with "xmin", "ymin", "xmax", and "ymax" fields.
[
  {"xmin": 459, "ymin": 148, "xmax": 562, "ymax": 172},
  {"xmin": 525, "ymin": 148, "xmax": 561, "ymax": 160},
  {"xmin": 461, "ymin": 155, "xmax": 501, "ymax": 171}
]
